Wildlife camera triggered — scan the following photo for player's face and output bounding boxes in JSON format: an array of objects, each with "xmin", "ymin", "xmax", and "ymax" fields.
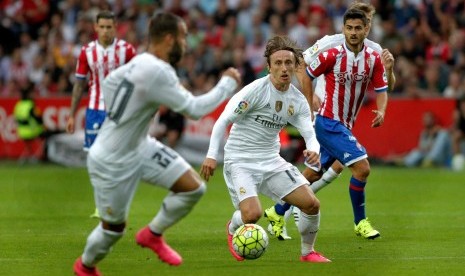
[
  {"xmin": 268, "ymin": 50, "xmax": 296, "ymax": 91},
  {"xmin": 95, "ymin": 18, "xmax": 116, "ymax": 46},
  {"xmin": 343, "ymin": 18, "xmax": 366, "ymax": 51},
  {"xmin": 168, "ymin": 21, "xmax": 188, "ymax": 66}
]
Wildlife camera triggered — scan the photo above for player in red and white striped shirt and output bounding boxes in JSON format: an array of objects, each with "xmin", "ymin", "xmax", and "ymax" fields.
[
  {"xmin": 307, "ymin": 43, "xmax": 388, "ymax": 129},
  {"xmin": 302, "ymin": 9, "xmax": 388, "ymax": 239},
  {"xmin": 66, "ymin": 10, "xmax": 136, "ymax": 151}
]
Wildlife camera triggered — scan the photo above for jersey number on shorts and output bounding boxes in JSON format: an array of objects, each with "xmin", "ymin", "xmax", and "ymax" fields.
[
  {"xmin": 152, "ymin": 146, "xmax": 178, "ymax": 168},
  {"xmin": 108, "ymin": 78, "xmax": 134, "ymax": 123}
]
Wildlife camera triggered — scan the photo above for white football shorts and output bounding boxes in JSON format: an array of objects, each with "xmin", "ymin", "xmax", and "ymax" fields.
[
  {"xmin": 87, "ymin": 137, "xmax": 191, "ymax": 224},
  {"xmin": 223, "ymin": 158, "xmax": 309, "ymax": 209}
]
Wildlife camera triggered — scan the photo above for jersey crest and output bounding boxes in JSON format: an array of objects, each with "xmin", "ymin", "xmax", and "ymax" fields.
[{"xmin": 287, "ymin": 105, "xmax": 294, "ymax": 116}]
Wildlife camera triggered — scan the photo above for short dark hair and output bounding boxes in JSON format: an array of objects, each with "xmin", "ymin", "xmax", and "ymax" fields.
[
  {"xmin": 263, "ymin": 36, "xmax": 303, "ymax": 67},
  {"xmin": 96, "ymin": 10, "xmax": 115, "ymax": 23},
  {"xmin": 343, "ymin": 9, "xmax": 368, "ymax": 26},
  {"xmin": 148, "ymin": 12, "xmax": 182, "ymax": 43}
]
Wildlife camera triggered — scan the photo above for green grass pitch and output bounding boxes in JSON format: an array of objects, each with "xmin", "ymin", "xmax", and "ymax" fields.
[{"xmin": 1, "ymin": 162, "xmax": 464, "ymax": 275}]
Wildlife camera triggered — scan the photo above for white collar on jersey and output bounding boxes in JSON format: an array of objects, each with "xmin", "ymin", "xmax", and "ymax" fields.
[
  {"xmin": 96, "ymin": 38, "xmax": 117, "ymax": 50},
  {"xmin": 343, "ymin": 41, "xmax": 366, "ymax": 55}
]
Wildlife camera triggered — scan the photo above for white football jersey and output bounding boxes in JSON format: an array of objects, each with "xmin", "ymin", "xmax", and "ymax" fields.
[
  {"xmin": 303, "ymin": 34, "xmax": 383, "ymax": 100},
  {"xmin": 90, "ymin": 52, "xmax": 237, "ymax": 162},
  {"xmin": 207, "ymin": 75, "xmax": 319, "ymax": 167}
]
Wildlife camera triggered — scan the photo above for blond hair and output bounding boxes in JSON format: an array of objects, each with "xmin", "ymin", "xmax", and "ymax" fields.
[{"xmin": 349, "ymin": 1, "xmax": 376, "ymax": 17}]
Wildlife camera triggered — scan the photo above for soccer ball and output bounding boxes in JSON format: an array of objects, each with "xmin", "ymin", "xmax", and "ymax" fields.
[{"xmin": 232, "ymin": 224, "xmax": 269, "ymax": 260}]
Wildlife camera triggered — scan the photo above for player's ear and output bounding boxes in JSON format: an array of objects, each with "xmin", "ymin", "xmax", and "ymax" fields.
[{"xmin": 165, "ymin": 33, "xmax": 175, "ymax": 45}]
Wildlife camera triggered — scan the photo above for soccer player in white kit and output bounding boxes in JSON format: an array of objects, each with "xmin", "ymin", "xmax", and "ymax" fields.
[
  {"xmin": 66, "ymin": 10, "xmax": 137, "ymax": 220},
  {"xmin": 73, "ymin": 12, "xmax": 241, "ymax": 275},
  {"xmin": 265, "ymin": 2, "xmax": 396, "ymax": 240},
  {"xmin": 200, "ymin": 36, "xmax": 330, "ymax": 263}
]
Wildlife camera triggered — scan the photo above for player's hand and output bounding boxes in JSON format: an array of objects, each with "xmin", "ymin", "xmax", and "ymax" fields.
[
  {"xmin": 371, "ymin": 109, "xmax": 385, "ymax": 128},
  {"xmin": 381, "ymin": 49, "xmax": 395, "ymax": 71},
  {"xmin": 66, "ymin": 117, "xmax": 75, "ymax": 134},
  {"xmin": 303, "ymin": 150, "xmax": 320, "ymax": 167},
  {"xmin": 222, "ymin": 67, "xmax": 241, "ymax": 87},
  {"xmin": 200, "ymin": 158, "xmax": 217, "ymax": 182}
]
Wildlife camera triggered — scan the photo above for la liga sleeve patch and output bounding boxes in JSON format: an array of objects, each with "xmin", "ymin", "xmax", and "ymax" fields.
[
  {"xmin": 234, "ymin": 100, "xmax": 249, "ymax": 114},
  {"xmin": 310, "ymin": 58, "xmax": 321, "ymax": 71}
]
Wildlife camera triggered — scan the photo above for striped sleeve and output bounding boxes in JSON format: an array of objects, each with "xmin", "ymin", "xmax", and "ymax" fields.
[{"xmin": 75, "ymin": 45, "xmax": 89, "ymax": 79}]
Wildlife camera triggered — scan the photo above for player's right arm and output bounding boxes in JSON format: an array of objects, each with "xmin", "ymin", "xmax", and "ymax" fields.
[
  {"xmin": 66, "ymin": 78, "xmax": 86, "ymax": 134},
  {"xmin": 200, "ymin": 86, "xmax": 256, "ymax": 181},
  {"xmin": 300, "ymin": 34, "xmax": 343, "ymax": 113},
  {"xmin": 199, "ymin": 100, "xmax": 235, "ymax": 181},
  {"xmin": 67, "ymin": 46, "xmax": 89, "ymax": 134},
  {"xmin": 304, "ymin": 49, "xmax": 338, "ymax": 117}
]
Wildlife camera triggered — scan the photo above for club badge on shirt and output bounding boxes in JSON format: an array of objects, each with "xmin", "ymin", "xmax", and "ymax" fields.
[{"xmin": 288, "ymin": 105, "xmax": 294, "ymax": 116}]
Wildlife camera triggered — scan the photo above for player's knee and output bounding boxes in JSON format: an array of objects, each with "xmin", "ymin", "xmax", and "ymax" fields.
[
  {"xmin": 102, "ymin": 221, "xmax": 126, "ymax": 233},
  {"xmin": 352, "ymin": 160, "xmax": 370, "ymax": 179},
  {"xmin": 332, "ymin": 162, "xmax": 344, "ymax": 174},
  {"xmin": 178, "ymin": 182, "xmax": 206, "ymax": 206},
  {"xmin": 191, "ymin": 182, "xmax": 206, "ymax": 201},
  {"xmin": 171, "ymin": 169, "xmax": 206, "ymax": 193},
  {"xmin": 241, "ymin": 209, "xmax": 262, "ymax": 223},
  {"xmin": 299, "ymin": 197, "xmax": 320, "ymax": 215},
  {"xmin": 303, "ymin": 167, "xmax": 322, "ymax": 182},
  {"xmin": 358, "ymin": 165, "xmax": 370, "ymax": 178}
]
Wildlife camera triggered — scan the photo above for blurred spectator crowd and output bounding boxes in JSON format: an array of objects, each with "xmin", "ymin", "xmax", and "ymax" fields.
[{"xmin": 1, "ymin": 0, "xmax": 465, "ymax": 99}]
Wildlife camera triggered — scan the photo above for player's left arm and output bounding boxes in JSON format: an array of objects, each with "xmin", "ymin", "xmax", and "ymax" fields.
[
  {"xmin": 371, "ymin": 55, "xmax": 389, "ymax": 128},
  {"xmin": 364, "ymin": 39, "xmax": 396, "ymax": 92},
  {"xmin": 288, "ymin": 99, "xmax": 320, "ymax": 166},
  {"xmin": 126, "ymin": 43, "xmax": 137, "ymax": 62},
  {"xmin": 372, "ymin": 91, "xmax": 388, "ymax": 128},
  {"xmin": 381, "ymin": 49, "xmax": 396, "ymax": 92}
]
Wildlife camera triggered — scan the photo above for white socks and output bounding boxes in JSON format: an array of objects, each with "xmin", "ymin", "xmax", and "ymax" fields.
[
  {"xmin": 149, "ymin": 183, "xmax": 206, "ymax": 234},
  {"xmin": 82, "ymin": 223, "xmax": 123, "ymax": 267},
  {"xmin": 298, "ymin": 211, "xmax": 320, "ymax": 256},
  {"xmin": 310, "ymin": 167, "xmax": 340, "ymax": 194},
  {"xmin": 229, "ymin": 210, "xmax": 244, "ymax": 234}
]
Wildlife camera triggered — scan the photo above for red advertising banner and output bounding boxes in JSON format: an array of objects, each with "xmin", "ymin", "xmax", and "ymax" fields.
[
  {"xmin": 0, "ymin": 97, "xmax": 456, "ymax": 160},
  {"xmin": 352, "ymin": 97, "xmax": 455, "ymax": 158},
  {"xmin": 0, "ymin": 97, "xmax": 227, "ymax": 159}
]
